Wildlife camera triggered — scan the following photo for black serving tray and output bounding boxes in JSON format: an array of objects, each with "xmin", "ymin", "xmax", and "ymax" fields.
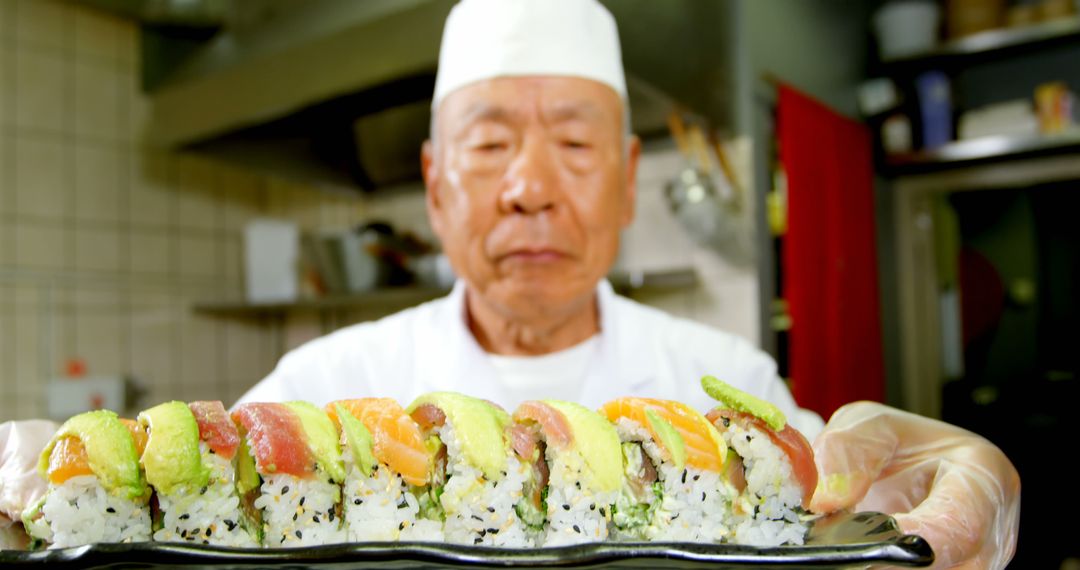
[{"xmin": 0, "ymin": 511, "xmax": 933, "ymax": 569}]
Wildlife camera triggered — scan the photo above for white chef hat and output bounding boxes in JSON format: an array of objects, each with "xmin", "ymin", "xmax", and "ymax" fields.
[{"xmin": 432, "ymin": 0, "xmax": 627, "ymax": 109}]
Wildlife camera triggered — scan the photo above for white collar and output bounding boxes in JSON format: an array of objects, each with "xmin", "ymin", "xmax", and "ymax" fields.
[{"xmin": 414, "ymin": 279, "xmax": 654, "ymax": 402}]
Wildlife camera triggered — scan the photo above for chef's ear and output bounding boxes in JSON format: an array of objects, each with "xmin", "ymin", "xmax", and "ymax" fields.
[
  {"xmin": 620, "ymin": 135, "xmax": 641, "ymax": 228},
  {"xmin": 422, "ymin": 139, "xmax": 446, "ymax": 238}
]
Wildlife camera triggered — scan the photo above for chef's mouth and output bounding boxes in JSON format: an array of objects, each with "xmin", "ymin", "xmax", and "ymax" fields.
[{"xmin": 497, "ymin": 249, "xmax": 571, "ymax": 264}]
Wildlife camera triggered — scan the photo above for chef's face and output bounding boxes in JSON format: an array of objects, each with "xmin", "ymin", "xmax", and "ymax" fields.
[{"xmin": 423, "ymin": 76, "xmax": 639, "ymax": 322}]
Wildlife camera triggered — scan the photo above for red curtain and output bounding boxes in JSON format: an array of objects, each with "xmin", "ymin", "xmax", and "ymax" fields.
[{"xmin": 778, "ymin": 85, "xmax": 885, "ymax": 420}]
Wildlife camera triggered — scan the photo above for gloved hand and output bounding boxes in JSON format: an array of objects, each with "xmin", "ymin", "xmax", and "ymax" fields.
[
  {"xmin": 810, "ymin": 401, "xmax": 1020, "ymax": 570},
  {"xmin": 0, "ymin": 420, "xmax": 58, "ymax": 524}
]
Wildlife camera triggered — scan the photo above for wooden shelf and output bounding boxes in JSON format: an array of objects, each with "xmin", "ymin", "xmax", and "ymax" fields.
[
  {"xmin": 882, "ymin": 17, "xmax": 1080, "ymax": 69},
  {"xmin": 883, "ymin": 130, "xmax": 1080, "ymax": 175},
  {"xmin": 193, "ymin": 269, "xmax": 699, "ymax": 317}
]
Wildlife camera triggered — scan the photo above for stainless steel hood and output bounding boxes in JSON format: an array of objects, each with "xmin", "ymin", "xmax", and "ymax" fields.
[{"xmin": 140, "ymin": 0, "xmax": 738, "ymax": 190}]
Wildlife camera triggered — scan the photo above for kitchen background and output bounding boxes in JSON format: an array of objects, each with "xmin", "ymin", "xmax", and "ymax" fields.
[{"xmin": 1, "ymin": 0, "xmax": 1078, "ymax": 566}]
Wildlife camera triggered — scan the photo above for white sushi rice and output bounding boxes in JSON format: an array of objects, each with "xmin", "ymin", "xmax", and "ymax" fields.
[
  {"xmin": 341, "ymin": 448, "xmax": 444, "ymax": 542},
  {"xmin": 720, "ymin": 421, "xmax": 807, "ymax": 546},
  {"xmin": 436, "ymin": 421, "xmax": 532, "ymax": 547},
  {"xmin": 255, "ymin": 473, "xmax": 344, "ymax": 547},
  {"xmin": 152, "ymin": 443, "xmax": 258, "ymax": 547},
  {"xmin": 612, "ymin": 418, "xmax": 731, "ymax": 543},
  {"xmin": 34, "ymin": 475, "xmax": 151, "ymax": 548},
  {"xmin": 541, "ymin": 445, "xmax": 616, "ymax": 546}
]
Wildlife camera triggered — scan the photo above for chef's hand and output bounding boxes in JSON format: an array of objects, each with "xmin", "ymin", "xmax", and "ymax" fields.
[
  {"xmin": 0, "ymin": 420, "xmax": 58, "ymax": 524},
  {"xmin": 810, "ymin": 401, "xmax": 1019, "ymax": 570}
]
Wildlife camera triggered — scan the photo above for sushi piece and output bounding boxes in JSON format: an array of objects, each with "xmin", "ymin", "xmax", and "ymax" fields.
[
  {"xmin": 599, "ymin": 397, "xmax": 731, "ymax": 542},
  {"xmin": 510, "ymin": 400, "xmax": 622, "ymax": 546},
  {"xmin": 139, "ymin": 401, "xmax": 258, "ymax": 547},
  {"xmin": 21, "ymin": 411, "xmax": 151, "ymax": 548},
  {"xmin": 325, "ymin": 398, "xmax": 443, "ymax": 542},
  {"xmin": 407, "ymin": 392, "xmax": 533, "ymax": 547},
  {"xmin": 701, "ymin": 376, "xmax": 818, "ymax": 546},
  {"xmin": 231, "ymin": 402, "xmax": 346, "ymax": 547}
]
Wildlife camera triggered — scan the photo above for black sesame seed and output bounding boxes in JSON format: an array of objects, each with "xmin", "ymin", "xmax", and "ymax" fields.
[
  {"xmin": 721, "ymin": 417, "xmax": 730, "ymax": 428},
  {"xmin": 106, "ymin": 507, "xmax": 116, "ymax": 513},
  {"xmin": 205, "ymin": 528, "xmax": 212, "ymax": 537},
  {"xmin": 575, "ymin": 481, "xmax": 581, "ymax": 489},
  {"xmin": 280, "ymin": 535, "xmax": 286, "ymax": 544},
  {"xmin": 672, "ymin": 513, "xmax": 680, "ymax": 520},
  {"xmin": 573, "ymin": 524, "xmax": 582, "ymax": 533},
  {"xmin": 313, "ymin": 516, "xmax": 320, "ymax": 524},
  {"xmin": 701, "ymin": 492, "xmax": 706, "ymax": 502},
  {"xmin": 293, "ymin": 513, "xmax": 298, "ymax": 522},
  {"xmin": 191, "ymin": 528, "xmax": 200, "ymax": 537},
  {"xmin": 203, "ymin": 540, "xmax": 209, "ymax": 545},
  {"xmin": 181, "ymin": 530, "xmax": 188, "ymax": 538},
  {"xmin": 179, "ymin": 514, "xmax": 190, "ymax": 520},
  {"xmin": 487, "ymin": 506, "xmax": 495, "ymax": 513},
  {"xmin": 487, "ymin": 528, "xmax": 499, "ymax": 534},
  {"xmin": 224, "ymin": 519, "xmax": 235, "ymax": 531},
  {"xmin": 472, "ymin": 515, "xmax": 484, "ymax": 522},
  {"xmin": 745, "ymin": 435, "xmax": 751, "ymax": 442},
  {"xmin": 479, "ymin": 530, "xmax": 487, "ymax": 538},
  {"xmin": 328, "ymin": 511, "xmax": 335, "ymax": 522},
  {"xmin": 281, "ymin": 486, "xmax": 290, "ymax": 495},
  {"xmin": 200, "ymin": 486, "xmax": 207, "ymax": 495},
  {"xmin": 693, "ymin": 475, "xmax": 700, "ymax": 482},
  {"xmin": 562, "ymin": 504, "xmax": 570, "ymax": 511},
  {"xmin": 209, "ymin": 449, "xmax": 215, "ymax": 455},
  {"xmin": 474, "ymin": 537, "xmax": 483, "ymax": 544},
  {"xmin": 299, "ymin": 497, "xmax": 306, "ymax": 506},
  {"xmin": 354, "ymin": 498, "xmax": 363, "ymax": 505},
  {"xmin": 599, "ymin": 507, "xmax": 606, "ymax": 516},
  {"xmin": 399, "ymin": 522, "xmax": 406, "ymax": 531},
  {"xmin": 295, "ymin": 530, "xmax": 303, "ymax": 539},
  {"xmin": 590, "ymin": 504, "xmax": 596, "ymax": 511},
  {"xmin": 681, "ymin": 469, "xmax": 687, "ymax": 484}
]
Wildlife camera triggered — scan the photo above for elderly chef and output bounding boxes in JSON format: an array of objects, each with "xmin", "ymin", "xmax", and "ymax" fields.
[{"xmin": 0, "ymin": 0, "xmax": 1017, "ymax": 566}]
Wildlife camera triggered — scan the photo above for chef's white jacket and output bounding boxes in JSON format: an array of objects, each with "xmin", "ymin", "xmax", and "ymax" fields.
[{"xmin": 237, "ymin": 280, "xmax": 824, "ymax": 437}]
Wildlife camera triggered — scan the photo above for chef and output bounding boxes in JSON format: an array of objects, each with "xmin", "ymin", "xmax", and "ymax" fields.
[{"xmin": 0, "ymin": 0, "xmax": 1017, "ymax": 567}]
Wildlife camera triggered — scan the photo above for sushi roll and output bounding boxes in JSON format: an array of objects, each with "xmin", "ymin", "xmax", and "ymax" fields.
[
  {"xmin": 599, "ymin": 397, "xmax": 731, "ymax": 542},
  {"xmin": 326, "ymin": 398, "xmax": 444, "ymax": 542},
  {"xmin": 21, "ymin": 411, "xmax": 151, "ymax": 548},
  {"xmin": 407, "ymin": 392, "xmax": 533, "ymax": 547},
  {"xmin": 701, "ymin": 376, "xmax": 817, "ymax": 546},
  {"xmin": 138, "ymin": 401, "xmax": 258, "ymax": 547},
  {"xmin": 231, "ymin": 402, "xmax": 346, "ymax": 547},
  {"xmin": 510, "ymin": 400, "xmax": 622, "ymax": 546}
]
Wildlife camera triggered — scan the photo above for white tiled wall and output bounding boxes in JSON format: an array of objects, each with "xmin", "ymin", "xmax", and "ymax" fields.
[{"xmin": 0, "ymin": 0, "xmax": 362, "ymax": 420}]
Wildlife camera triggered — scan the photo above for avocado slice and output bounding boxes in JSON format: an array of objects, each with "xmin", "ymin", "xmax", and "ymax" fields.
[
  {"xmin": 406, "ymin": 392, "xmax": 508, "ymax": 480},
  {"xmin": 701, "ymin": 375, "xmax": 787, "ymax": 431},
  {"xmin": 332, "ymin": 403, "xmax": 377, "ymax": 477},
  {"xmin": 138, "ymin": 401, "xmax": 209, "ymax": 496},
  {"xmin": 543, "ymin": 400, "xmax": 622, "ymax": 493},
  {"xmin": 283, "ymin": 401, "xmax": 345, "ymax": 483},
  {"xmin": 644, "ymin": 408, "xmax": 687, "ymax": 471},
  {"xmin": 37, "ymin": 410, "xmax": 147, "ymax": 500},
  {"xmin": 235, "ymin": 434, "xmax": 260, "ymax": 495}
]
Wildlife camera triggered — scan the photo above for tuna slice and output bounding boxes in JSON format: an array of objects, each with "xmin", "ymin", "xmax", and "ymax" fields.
[
  {"xmin": 188, "ymin": 401, "xmax": 240, "ymax": 460},
  {"xmin": 231, "ymin": 403, "xmax": 314, "ymax": 478}
]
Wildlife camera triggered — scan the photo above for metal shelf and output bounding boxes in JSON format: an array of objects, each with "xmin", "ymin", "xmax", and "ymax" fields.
[
  {"xmin": 193, "ymin": 269, "xmax": 699, "ymax": 317},
  {"xmin": 883, "ymin": 130, "xmax": 1080, "ymax": 175},
  {"xmin": 882, "ymin": 17, "xmax": 1080, "ymax": 68}
]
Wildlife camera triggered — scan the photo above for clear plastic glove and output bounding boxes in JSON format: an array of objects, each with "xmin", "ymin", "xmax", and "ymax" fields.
[
  {"xmin": 810, "ymin": 401, "xmax": 1020, "ymax": 570},
  {"xmin": 0, "ymin": 420, "xmax": 58, "ymax": 524}
]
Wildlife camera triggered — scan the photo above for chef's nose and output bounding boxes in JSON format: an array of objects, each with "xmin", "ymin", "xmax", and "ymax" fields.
[{"xmin": 499, "ymin": 134, "xmax": 559, "ymax": 215}]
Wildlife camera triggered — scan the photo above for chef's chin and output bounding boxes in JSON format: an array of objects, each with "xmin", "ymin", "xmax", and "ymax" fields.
[{"xmin": 485, "ymin": 272, "xmax": 599, "ymax": 319}]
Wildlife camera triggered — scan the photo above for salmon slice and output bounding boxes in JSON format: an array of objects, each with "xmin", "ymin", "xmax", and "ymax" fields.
[
  {"xmin": 327, "ymin": 398, "xmax": 430, "ymax": 487},
  {"xmin": 706, "ymin": 408, "xmax": 817, "ymax": 509},
  {"xmin": 48, "ymin": 419, "xmax": 146, "ymax": 485},
  {"xmin": 232, "ymin": 403, "xmax": 314, "ymax": 478},
  {"xmin": 600, "ymin": 397, "xmax": 726, "ymax": 473},
  {"xmin": 189, "ymin": 401, "xmax": 240, "ymax": 459},
  {"xmin": 512, "ymin": 401, "xmax": 573, "ymax": 452}
]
